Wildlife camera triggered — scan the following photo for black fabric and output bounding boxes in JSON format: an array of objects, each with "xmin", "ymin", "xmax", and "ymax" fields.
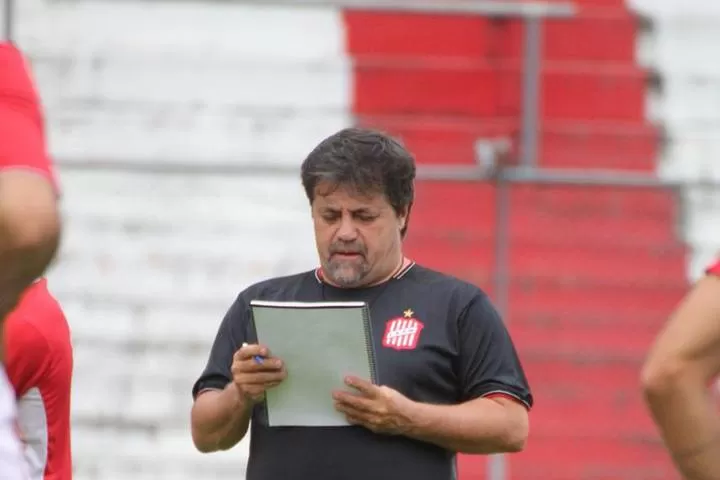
[{"xmin": 192, "ymin": 265, "xmax": 533, "ymax": 480}]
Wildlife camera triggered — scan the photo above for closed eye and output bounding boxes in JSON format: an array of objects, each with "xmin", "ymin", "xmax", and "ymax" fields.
[
  {"xmin": 322, "ymin": 212, "xmax": 341, "ymax": 222},
  {"xmin": 354, "ymin": 212, "xmax": 376, "ymax": 221}
]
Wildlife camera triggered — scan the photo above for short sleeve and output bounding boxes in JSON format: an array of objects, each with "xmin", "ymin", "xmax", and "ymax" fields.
[
  {"xmin": 4, "ymin": 316, "xmax": 50, "ymax": 398},
  {"xmin": 0, "ymin": 43, "xmax": 58, "ymax": 188},
  {"xmin": 191, "ymin": 295, "xmax": 249, "ymax": 399},
  {"xmin": 707, "ymin": 260, "xmax": 720, "ymax": 276},
  {"xmin": 457, "ymin": 293, "xmax": 533, "ymax": 409}
]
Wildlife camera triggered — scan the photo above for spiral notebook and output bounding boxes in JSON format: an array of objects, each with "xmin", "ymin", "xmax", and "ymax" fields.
[{"xmin": 249, "ymin": 300, "xmax": 378, "ymax": 427}]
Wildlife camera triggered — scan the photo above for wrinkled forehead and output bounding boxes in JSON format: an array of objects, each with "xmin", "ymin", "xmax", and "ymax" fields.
[{"xmin": 312, "ymin": 182, "xmax": 389, "ymax": 210}]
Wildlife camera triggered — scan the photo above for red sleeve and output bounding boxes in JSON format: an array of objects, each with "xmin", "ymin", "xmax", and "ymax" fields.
[
  {"xmin": 707, "ymin": 260, "xmax": 720, "ymax": 276},
  {"xmin": 4, "ymin": 313, "xmax": 51, "ymax": 398},
  {"xmin": 0, "ymin": 42, "xmax": 57, "ymax": 188}
]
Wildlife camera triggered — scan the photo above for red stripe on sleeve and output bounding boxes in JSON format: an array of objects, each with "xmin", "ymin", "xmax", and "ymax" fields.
[{"xmin": 483, "ymin": 392, "xmax": 530, "ymax": 410}]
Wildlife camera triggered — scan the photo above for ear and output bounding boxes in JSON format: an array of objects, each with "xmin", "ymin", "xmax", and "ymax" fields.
[{"xmin": 398, "ymin": 203, "xmax": 411, "ymax": 231}]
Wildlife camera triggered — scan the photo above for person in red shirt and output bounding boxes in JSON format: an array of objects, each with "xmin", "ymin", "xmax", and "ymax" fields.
[
  {"xmin": 0, "ymin": 42, "xmax": 62, "ymax": 478},
  {"xmin": 5, "ymin": 278, "xmax": 73, "ymax": 480},
  {"xmin": 709, "ymin": 260, "xmax": 720, "ymax": 276},
  {"xmin": 0, "ymin": 43, "xmax": 60, "ymax": 316},
  {"xmin": 642, "ymin": 258, "xmax": 720, "ymax": 479}
]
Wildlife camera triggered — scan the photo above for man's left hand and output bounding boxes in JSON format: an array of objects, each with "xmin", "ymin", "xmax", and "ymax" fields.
[{"xmin": 332, "ymin": 376, "xmax": 416, "ymax": 435}]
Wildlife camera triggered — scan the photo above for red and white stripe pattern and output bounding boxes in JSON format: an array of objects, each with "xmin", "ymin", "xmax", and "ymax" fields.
[
  {"xmin": 382, "ymin": 317, "xmax": 424, "ymax": 350},
  {"xmin": 382, "ymin": 309, "xmax": 424, "ymax": 351}
]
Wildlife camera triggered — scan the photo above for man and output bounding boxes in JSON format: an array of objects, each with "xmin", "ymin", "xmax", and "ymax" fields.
[
  {"xmin": 0, "ymin": 42, "xmax": 62, "ymax": 477},
  {"xmin": 641, "ymin": 259, "xmax": 720, "ymax": 479},
  {"xmin": 5, "ymin": 278, "xmax": 73, "ymax": 480},
  {"xmin": 191, "ymin": 128, "xmax": 533, "ymax": 479}
]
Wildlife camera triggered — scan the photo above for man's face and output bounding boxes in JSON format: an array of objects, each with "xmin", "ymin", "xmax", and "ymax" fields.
[{"xmin": 312, "ymin": 183, "xmax": 406, "ymax": 288}]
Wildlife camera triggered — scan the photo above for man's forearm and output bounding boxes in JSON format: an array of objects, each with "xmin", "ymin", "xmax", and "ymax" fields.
[
  {"xmin": 403, "ymin": 397, "xmax": 528, "ymax": 454},
  {"xmin": 644, "ymin": 373, "xmax": 720, "ymax": 480},
  {"xmin": 191, "ymin": 383, "xmax": 253, "ymax": 453}
]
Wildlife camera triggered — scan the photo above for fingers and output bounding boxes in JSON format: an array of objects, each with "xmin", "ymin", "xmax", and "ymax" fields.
[
  {"xmin": 235, "ymin": 371, "xmax": 287, "ymax": 386},
  {"xmin": 233, "ymin": 343, "xmax": 283, "ymax": 373},
  {"xmin": 344, "ymin": 414, "xmax": 366, "ymax": 427},
  {"xmin": 333, "ymin": 391, "xmax": 378, "ymax": 414},
  {"xmin": 334, "ymin": 400, "xmax": 360, "ymax": 416},
  {"xmin": 231, "ymin": 343, "xmax": 287, "ymax": 402},
  {"xmin": 344, "ymin": 376, "xmax": 379, "ymax": 398},
  {"xmin": 234, "ymin": 343, "xmax": 271, "ymax": 362},
  {"xmin": 334, "ymin": 404, "xmax": 381, "ymax": 432},
  {"xmin": 233, "ymin": 357, "xmax": 284, "ymax": 374}
]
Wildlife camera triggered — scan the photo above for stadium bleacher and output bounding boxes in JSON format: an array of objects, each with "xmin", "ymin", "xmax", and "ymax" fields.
[
  {"xmin": 9, "ymin": 0, "xmax": 720, "ymax": 478},
  {"xmin": 632, "ymin": 0, "xmax": 720, "ymax": 278}
]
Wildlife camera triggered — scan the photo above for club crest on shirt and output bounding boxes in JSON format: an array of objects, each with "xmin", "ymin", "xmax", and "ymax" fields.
[{"xmin": 381, "ymin": 309, "xmax": 424, "ymax": 351}]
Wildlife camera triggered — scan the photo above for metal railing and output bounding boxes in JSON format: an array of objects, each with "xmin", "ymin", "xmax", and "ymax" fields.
[
  {"xmin": 14, "ymin": 0, "xmax": 720, "ymax": 477},
  {"xmin": 195, "ymin": 0, "xmax": 575, "ymax": 172},
  {"xmin": 47, "ymin": 1, "xmax": 573, "ymax": 479},
  {"xmin": 2, "ymin": 0, "xmax": 13, "ymax": 41}
]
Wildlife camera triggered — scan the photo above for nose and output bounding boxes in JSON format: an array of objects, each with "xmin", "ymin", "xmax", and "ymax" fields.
[{"xmin": 336, "ymin": 215, "xmax": 358, "ymax": 242}]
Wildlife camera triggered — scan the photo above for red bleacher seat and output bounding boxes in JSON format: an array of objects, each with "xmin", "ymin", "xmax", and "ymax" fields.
[
  {"xmin": 359, "ymin": 115, "xmax": 658, "ymax": 170},
  {"xmin": 353, "ymin": 58, "xmax": 647, "ymax": 121},
  {"xmin": 344, "ymin": 1, "xmax": 688, "ymax": 477},
  {"xmin": 345, "ymin": 8, "xmax": 638, "ymax": 62}
]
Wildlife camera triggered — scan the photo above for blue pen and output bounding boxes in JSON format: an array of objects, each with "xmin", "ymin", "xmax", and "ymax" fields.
[{"xmin": 242, "ymin": 342, "xmax": 264, "ymax": 365}]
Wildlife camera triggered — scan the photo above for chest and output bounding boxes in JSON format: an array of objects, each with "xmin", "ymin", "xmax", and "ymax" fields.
[{"xmin": 368, "ymin": 299, "xmax": 460, "ymax": 404}]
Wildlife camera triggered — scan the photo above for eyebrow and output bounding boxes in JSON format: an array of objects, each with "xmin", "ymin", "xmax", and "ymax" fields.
[{"xmin": 320, "ymin": 206, "xmax": 377, "ymax": 215}]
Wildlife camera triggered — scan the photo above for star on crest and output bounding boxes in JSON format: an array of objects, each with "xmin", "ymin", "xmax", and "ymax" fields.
[{"xmin": 403, "ymin": 309, "xmax": 414, "ymax": 318}]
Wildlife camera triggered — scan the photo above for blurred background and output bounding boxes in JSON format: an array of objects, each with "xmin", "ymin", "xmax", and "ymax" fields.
[{"xmin": 4, "ymin": 0, "xmax": 720, "ymax": 478}]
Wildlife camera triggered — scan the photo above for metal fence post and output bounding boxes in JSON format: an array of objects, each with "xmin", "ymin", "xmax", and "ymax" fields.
[
  {"xmin": 2, "ymin": 0, "xmax": 13, "ymax": 42},
  {"xmin": 488, "ymin": 11, "xmax": 544, "ymax": 480},
  {"xmin": 488, "ymin": 165, "xmax": 512, "ymax": 480},
  {"xmin": 520, "ymin": 16, "xmax": 543, "ymax": 168}
]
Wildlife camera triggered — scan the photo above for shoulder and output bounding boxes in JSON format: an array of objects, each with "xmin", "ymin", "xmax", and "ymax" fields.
[
  {"xmin": 0, "ymin": 42, "xmax": 40, "ymax": 121},
  {"xmin": 0, "ymin": 43, "xmax": 57, "ymax": 184},
  {"xmin": 0, "ymin": 42, "xmax": 31, "ymax": 86},
  {"xmin": 215, "ymin": 271, "xmax": 316, "ymax": 329},
  {"xmin": 405, "ymin": 264, "xmax": 488, "ymax": 301},
  {"xmin": 5, "ymin": 312, "xmax": 46, "ymax": 347},
  {"xmin": 0, "ymin": 42, "xmax": 40, "ymax": 105},
  {"xmin": 13, "ymin": 280, "xmax": 68, "ymax": 335},
  {"xmin": 233, "ymin": 270, "xmax": 317, "ymax": 306},
  {"xmin": 402, "ymin": 264, "xmax": 493, "ymax": 317}
]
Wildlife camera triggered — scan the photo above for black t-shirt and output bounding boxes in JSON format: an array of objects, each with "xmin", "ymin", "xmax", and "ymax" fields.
[{"xmin": 192, "ymin": 263, "xmax": 533, "ymax": 480}]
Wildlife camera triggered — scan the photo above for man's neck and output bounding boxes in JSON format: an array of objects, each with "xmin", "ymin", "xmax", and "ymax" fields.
[{"xmin": 365, "ymin": 255, "xmax": 409, "ymax": 287}]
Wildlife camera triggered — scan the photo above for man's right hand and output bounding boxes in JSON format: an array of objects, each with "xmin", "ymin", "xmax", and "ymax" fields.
[{"xmin": 231, "ymin": 343, "xmax": 287, "ymax": 404}]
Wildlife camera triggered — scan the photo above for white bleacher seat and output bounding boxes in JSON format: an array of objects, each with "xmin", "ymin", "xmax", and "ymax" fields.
[
  {"xmin": 51, "ymin": 170, "xmax": 319, "ymax": 478},
  {"xmin": 71, "ymin": 426, "xmax": 249, "ymax": 479},
  {"xmin": 59, "ymin": 300, "xmax": 138, "ymax": 343},
  {"xmin": 19, "ymin": 0, "xmax": 351, "ymax": 165},
  {"xmin": 50, "ymin": 171, "xmax": 317, "ymax": 306},
  {"xmin": 630, "ymin": 0, "xmax": 720, "ymax": 276},
  {"xmin": 12, "ymin": 1, "xmax": 351, "ymax": 478}
]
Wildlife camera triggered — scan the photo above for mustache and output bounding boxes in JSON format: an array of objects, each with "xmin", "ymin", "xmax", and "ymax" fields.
[{"xmin": 330, "ymin": 244, "xmax": 366, "ymax": 255}]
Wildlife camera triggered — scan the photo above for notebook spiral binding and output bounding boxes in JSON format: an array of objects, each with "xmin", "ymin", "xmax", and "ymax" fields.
[{"xmin": 361, "ymin": 304, "xmax": 379, "ymax": 385}]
